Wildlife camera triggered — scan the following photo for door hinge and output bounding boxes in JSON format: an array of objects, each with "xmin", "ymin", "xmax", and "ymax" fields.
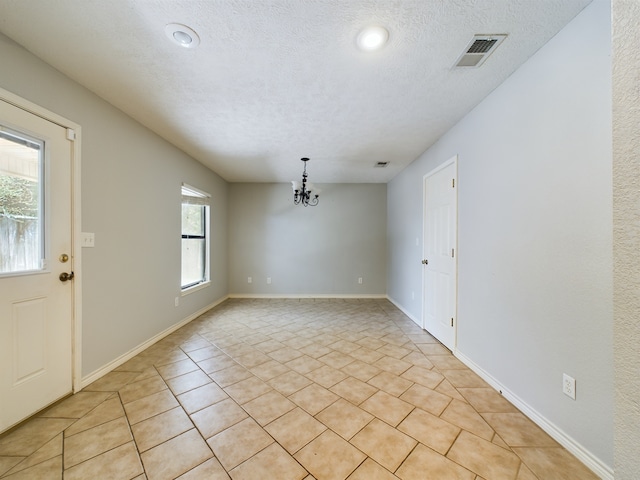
[
  {"xmin": 452, "ymin": 178, "xmax": 455, "ymax": 188},
  {"xmin": 451, "ymin": 318, "xmax": 454, "ymax": 327},
  {"xmin": 66, "ymin": 128, "xmax": 76, "ymax": 141},
  {"xmin": 451, "ymin": 248, "xmax": 455, "ymax": 258}
]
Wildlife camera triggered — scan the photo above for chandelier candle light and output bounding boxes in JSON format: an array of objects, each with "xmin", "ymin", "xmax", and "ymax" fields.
[{"xmin": 292, "ymin": 157, "xmax": 320, "ymax": 207}]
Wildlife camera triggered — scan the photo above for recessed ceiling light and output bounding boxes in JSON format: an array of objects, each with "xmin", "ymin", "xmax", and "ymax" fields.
[
  {"xmin": 357, "ymin": 26, "xmax": 389, "ymax": 52},
  {"xmin": 165, "ymin": 23, "xmax": 200, "ymax": 48}
]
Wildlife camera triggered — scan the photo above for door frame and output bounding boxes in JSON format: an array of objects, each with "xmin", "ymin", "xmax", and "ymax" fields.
[
  {"xmin": 1, "ymin": 87, "xmax": 83, "ymax": 393},
  {"xmin": 422, "ymin": 155, "xmax": 458, "ymax": 349}
]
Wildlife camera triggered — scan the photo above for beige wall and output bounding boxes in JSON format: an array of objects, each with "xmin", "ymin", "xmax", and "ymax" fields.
[{"xmin": 612, "ymin": 1, "xmax": 640, "ymax": 477}]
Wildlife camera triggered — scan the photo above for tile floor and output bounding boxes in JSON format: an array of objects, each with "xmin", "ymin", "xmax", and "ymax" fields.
[{"xmin": 0, "ymin": 298, "xmax": 599, "ymax": 479}]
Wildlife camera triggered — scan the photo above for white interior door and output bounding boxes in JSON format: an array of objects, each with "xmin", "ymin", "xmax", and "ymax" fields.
[
  {"xmin": 423, "ymin": 157, "xmax": 457, "ymax": 350},
  {"xmin": 0, "ymin": 99, "xmax": 74, "ymax": 432}
]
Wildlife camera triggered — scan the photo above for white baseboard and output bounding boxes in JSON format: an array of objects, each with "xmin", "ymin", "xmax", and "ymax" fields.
[
  {"xmin": 80, "ymin": 295, "xmax": 229, "ymax": 389},
  {"xmin": 454, "ymin": 350, "xmax": 613, "ymax": 480},
  {"xmin": 228, "ymin": 293, "xmax": 387, "ymax": 299}
]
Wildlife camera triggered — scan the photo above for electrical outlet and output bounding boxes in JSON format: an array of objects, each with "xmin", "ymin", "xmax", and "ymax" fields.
[
  {"xmin": 358, "ymin": 277, "xmax": 363, "ymax": 284},
  {"xmin": 247, "ymin": 277, "xmax": 252, "ymax": 284},
  {"xmin": 563, "ymin": 373, "xmax": 576, "ymax": 400},
  {"xmin": 267, "ymin": 277, "xmax": 272, "ymax": 284}
]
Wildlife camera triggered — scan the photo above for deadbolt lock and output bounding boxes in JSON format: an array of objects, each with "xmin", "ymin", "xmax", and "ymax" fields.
[{"xmin": 59, "ymin": 253, "xmax": 69, "ymax": 263}]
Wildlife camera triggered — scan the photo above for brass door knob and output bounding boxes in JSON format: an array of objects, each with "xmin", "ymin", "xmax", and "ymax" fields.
[{"xmin": 59, "ymin": 272, "xmax": 75, "ymax": 282}]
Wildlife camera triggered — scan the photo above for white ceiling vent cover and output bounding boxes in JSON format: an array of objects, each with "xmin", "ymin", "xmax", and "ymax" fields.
[{"xmin": 454, "ymin": 34, "xmax": 507, "ymax": 68}]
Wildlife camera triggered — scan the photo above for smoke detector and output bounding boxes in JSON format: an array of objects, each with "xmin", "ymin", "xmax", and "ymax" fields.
[{"xmin": 454, "ymin": 34, "xmax": 507, "ymax": 68}]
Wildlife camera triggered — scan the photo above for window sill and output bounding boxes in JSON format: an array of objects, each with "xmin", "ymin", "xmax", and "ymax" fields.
[{"xmin": 181, "ymin": 281, "xmax": 210, "ymax": 296}]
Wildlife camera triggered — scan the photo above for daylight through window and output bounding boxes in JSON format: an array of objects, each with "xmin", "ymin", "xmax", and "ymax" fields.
[{"xmin": 181, "ymin": 184, "xmax": 210, "ymax": 290}]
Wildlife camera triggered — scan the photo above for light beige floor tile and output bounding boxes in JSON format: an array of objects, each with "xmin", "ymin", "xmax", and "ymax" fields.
[
  {"xmin": 114, "ymin": 355, "xmax": 156, "ymax": 373},
  {"xmin": 190, "ymin": 398, "xmax": 248, "ymax": 439},
  {"xmin": 64, "ymin": 416, "xmax": 132, "ymax": 468},
  {"xmin": 249, "ymin": 359, "xmax": 291, "ymax": 381},
  {"xmin": 207, "ymin": 417, "xmax": 274, "ymax": 470},
  {"xmin": 397, "ymin": 408, "xmax": 460, "ymax": 454},
  {"xmin": 186, "ymin": 346, "xmax": 225, "ymax": 363},
  {"xmin": 0, "ymin": 457, "xmax": 25, "ymax": 477},
  {"xmin": 399, "ymin": 383, "xmax": 452, "ymax": 416},
  {"xmin": 356, "ymin": 337, "xmax": 387, "ymax": 350},
  {"xmin": 131, "ymin": 406, "xmax": 194, "ymax": 452},
  {"xmin": 254, "ymin": 339, "xmax": 286, "ymax": 354},
  {"xmin": 513, "ymin": 446, "xmax": 600, "ymax": 480},
  {"xmin": 268, "ymin": 370, "xmax": 313, "ymax": 396},
  {"xmin": 177, "ymin": 382, "xmax": 228, "ymax": 414},
  {"xmin": 305, "ymin": 365, "xmax": 348, "ymax": 388},
  {"xmin": 65, "ymin": 396, "xmax": 125, "ymax": 437},
  {"xmin": 328, "ymin": 339, "xmax": 361, "ymax": 354},
  {"xmin": 447, "ymin": 430, "xmax": 521, "ymax": 479},
  {"xmin": 440, "ymin": 399, "xmax": 495, "ymax": 441},
  {"xmin": 166, "ymin": 369, "xmax": 212, "ymax": 396},
  {"xmin": 3, "ymin": 433, "xmax": 61, "ymax": 476},
  {"xmin": 441, "ymin": 369, "xmax": 489, "ymax": 388},
  {"xmin": 435, "ymin": 379, "xmax": 467, "ymax": 401},
  {"xmin": 0, "ymin": 418, "xmax": 74, "ymax": 456},
  {"xmin": 417, "ymin": 343, "xmax": 451, "ymax": 356},
  {"xmin": 360, "ymin": 391, "xmax": 414, "ymax": 427},
  {"xmin": 341, "ymin": 360, "xmax": 381, "ymax": 382},
  {"xmin": 330, "ymin": 377, "xmax": 378, "ymax": 405},
  {"xmin": 119, "ymin": 375, "xmax": 168, "ymax": 404},
  {"xmin": 0, "ymin": 455, "xmax": 62, "ymax": 480},
  {"xmin": 289, "ymin": 384, "xmax": 340, "ymax": 416},
  {"xmin": 286, "ymin": 355, "xmax": 324, "ymax": 374},
  {"xmin": 401, "ymin": 365, "xmax": 444, "ymax": 389},
  {"xmin": 197, "ymin": 355, "xmax": 239, "ymax": 374},
  {"xmin": 457, "ymin": 388, "xmax": 519, "ymax": 413},
  {"xmin": 349, "ymin": 347, "xmax": 385, "ymax": 364},
  {"xmin": 401, "ymin": 351, "xmax": 434, "ymax": 369},
  {"xmin": 319, "ymin": 351, "xmax": 355, "ymax": 369},
  {"xmin": 230, "ymin": 443, "xmax": 308, "ymax": 480},
  {"xmin": 316, "ymin": 398, "xmax": 373, "ymax": 440},
  {"xmin": 84, "ymin": 371, "xmax": 141, "ymax": 392},
  {"xmin": 39, "ymin": 391, "xmax": 111, "ymax": 419},
  {"xmin": 376, "ymin": 344, "xmax": 412, "ymax": 360},
  {"xmin": 242, "ymin": 390, "xmax": 296, "ymax": 425},
  {"xmin": 63, "ymin": 442, "xmax": 143, "ymax": 480},
  {"xmin": 515, "ymin": 462, "xmax": 538, "ymax": 480},
  {"xmin": 141, "ymin": 429, "xmax": 212, "ymax": 480},
  {"xmin": 180, "ymin": 337, "xmax": 212, "ymax": 352},
  {"xmin": 298, "ymin": 343, "xmax": 333, "ymax": 359},
  {"xmin": 367, "ymin": 371, "xmax": 413, "ymax": 397},
  {"xmin": 208, "ymin": 364, "xmax": 254, "ymax": 387},
  {"xmin": 295, "ymin": 430, "xmax": 366, "ymax": 480},
  {"xmin": 236, "ymin": 350, "xmax": 272, "ymax": 368},
  {"xmin": 265, "ymin": 407, "xmax": 326, "ymax": 454},
  {"xmin": 177, "ymin": 457, "xmax": 230, "ymax": 479},
  {"xmin": 482, "ymin": 412, "xmax": 558, "ymax": 447},
  {"xmin": 346, "ymin": 458, "xmax": 398, "ymax": 480},
  {"xmin": 396, "ymin": 443, "xmax": 475, "ymax": 480},
  {"xmin": 372, "ymin": 356, "xmax": 412, "ymax": 376},
  {"xmin": 428, "ymin": 355, "xmax": 468, "ymax": 370},
  {"xmin": 224, "ymin": 376, "xmax": 272, "ymax": 404},
  {"xmin": 269, "ymin": 346, "xmax": 304, "ymax": 363},
  {"xmin": 351, "ymin": 418, "xmax": 416, "ymax": 471},
  {"xmin": 123, "ymin": 389, "xmax": 180, "ymax": 425}
]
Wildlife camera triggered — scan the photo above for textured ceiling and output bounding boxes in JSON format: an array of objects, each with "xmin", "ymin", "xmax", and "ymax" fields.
[{"xmin": 0, "ymin": 0, "xmax": 592, "ymax": 183}]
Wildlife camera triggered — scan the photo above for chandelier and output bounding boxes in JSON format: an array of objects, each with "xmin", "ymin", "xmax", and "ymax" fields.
[{"xmin": 291, "ymin": 157, "xmax": 319, "ymax": 207}]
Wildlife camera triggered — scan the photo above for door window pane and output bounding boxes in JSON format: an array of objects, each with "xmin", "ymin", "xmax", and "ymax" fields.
[{"xmin": 0, "ymin": 130, "xmax": 43, "ymax": 274}]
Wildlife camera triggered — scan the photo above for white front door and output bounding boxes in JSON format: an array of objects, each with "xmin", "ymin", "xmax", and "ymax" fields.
[
  {"xmin": 0, "ymin": 98, "xmax": 74, "ymax": 432},
  {"xmin": 423, "ymin": 157, "xmax": 457, "ymax": 350}
]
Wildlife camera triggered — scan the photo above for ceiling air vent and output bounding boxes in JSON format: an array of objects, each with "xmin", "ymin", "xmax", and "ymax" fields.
[
  {"xmin": 454, "ymin": 34, "xmax": 507, "ymax": 68},
  {"xmin": 375, "ymin": 161, "xmax": 390, "ymax": 168}
]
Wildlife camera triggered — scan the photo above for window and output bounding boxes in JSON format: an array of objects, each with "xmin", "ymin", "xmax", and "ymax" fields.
[
  {"xmin": 181, "ymin": 184, "xmax": 210, "ymax": 290},
  {"xmin": 0, "ymin": 129, "xmax": 44, "ymax": 275}
]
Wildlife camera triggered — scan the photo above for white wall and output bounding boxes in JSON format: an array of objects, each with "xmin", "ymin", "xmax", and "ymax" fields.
[
  {"xmin": 0, "ymin": 34, "xmax": 229, "ymax": 378},
  {"xmin": 229, "ymin": 183, "xmax": 386, "ymax": 296},
  {"xmin": 612, "ymin": 0, "xmax": 640, "ymax": 477},
  {"xmin": 388, "ymin": 0, "xmax": 612, "ymax": 472}
]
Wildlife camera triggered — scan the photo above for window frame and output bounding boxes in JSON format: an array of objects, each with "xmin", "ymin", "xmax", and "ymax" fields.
[{"xmin": 181, "ymin": 183, "xmax": 210, "ymax": 294}]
